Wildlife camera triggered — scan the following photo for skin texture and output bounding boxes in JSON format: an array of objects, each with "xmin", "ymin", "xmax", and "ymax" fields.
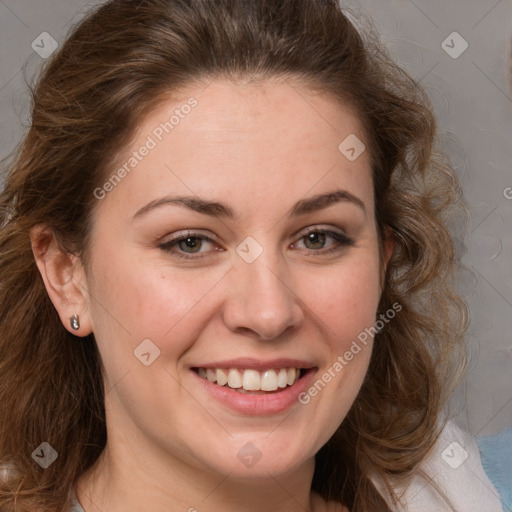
[{"xmin": 31, "ymin": 78, "xmax": 393, "ymax": 512}]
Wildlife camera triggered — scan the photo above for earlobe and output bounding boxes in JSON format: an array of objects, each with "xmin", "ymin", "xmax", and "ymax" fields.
[{"xmin": 30, "ymin": 225, "xmax": 93, "ymax": 337}]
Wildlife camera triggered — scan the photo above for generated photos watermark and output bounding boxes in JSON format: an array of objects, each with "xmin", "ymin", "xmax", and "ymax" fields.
[
  {"xmin": 94, "ymin": 97, "xmax": 198, "ymax": 200},
  {"xmin": 298, "ymin": 301, "xmax": 402, "ymax": 405}
]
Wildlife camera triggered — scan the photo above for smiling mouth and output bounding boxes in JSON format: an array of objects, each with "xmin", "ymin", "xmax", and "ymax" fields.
[{"xmin": 192, "ymin": 367, "xmax": 307, "ymax": 394}]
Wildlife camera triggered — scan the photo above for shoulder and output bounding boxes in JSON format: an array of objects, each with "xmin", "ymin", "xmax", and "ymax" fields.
[{"xmin": 370, "ymin": 419, "xmax": 504, "ymax": 511}]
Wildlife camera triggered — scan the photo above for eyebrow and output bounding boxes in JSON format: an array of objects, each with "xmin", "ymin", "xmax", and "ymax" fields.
[{"xmin": 131, "ymin": 188, "xmax": 366, "ymax": 222}]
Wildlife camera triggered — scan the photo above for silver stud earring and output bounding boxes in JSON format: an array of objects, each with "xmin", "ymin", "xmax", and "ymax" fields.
[{"xmin": 70, "ymin": 314, "xmax": 80, "ymax": 331}]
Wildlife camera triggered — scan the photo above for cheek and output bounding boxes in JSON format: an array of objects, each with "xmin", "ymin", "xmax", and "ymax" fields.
[
  {"xmin": 89, "ymin": 247, "xmax": 228, "ymax": 351},
  {"xmin": 309, "ymin": 255, "xmax": 382, "ymax": 347},
  {"xmin": 89, "ymin": 239, "xmax": 381, "ymax": 362},
  {"xmin": 288, "ymin": 256, "xmax": 381, "ymax": 447}
]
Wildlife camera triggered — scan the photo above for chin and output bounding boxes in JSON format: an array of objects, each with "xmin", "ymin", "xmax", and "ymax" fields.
[{"xmin": 194, "ymin": 436, "xmax": 315, "ymax": 480}]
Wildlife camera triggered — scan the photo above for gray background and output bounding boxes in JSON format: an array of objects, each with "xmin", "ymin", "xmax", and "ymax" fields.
[{"xmin": 1, "ymin": 0, "xmax": 511, "ymax": 438}]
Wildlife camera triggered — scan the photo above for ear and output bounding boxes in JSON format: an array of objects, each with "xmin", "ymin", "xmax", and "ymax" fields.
[
  {"xmin": 30, "ymin": 225, "xmax": 93, "ymax": 337},
  {"xmin": 383, "ymin": 226, "xmax": 395, "ymax": 267},
  {"xmin": 379, "ymin": 226, "xmax": 395, "ymax": 294}
]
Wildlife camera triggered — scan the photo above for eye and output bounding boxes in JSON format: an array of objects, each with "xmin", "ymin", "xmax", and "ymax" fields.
[
  {"xmin": 159, "ymin": 227, "xmax": 355, "ymax": 260},
  {"xmin": 159, "ymin": 231, "xmax": 219, "ymax": 259},
  {"xmin": 293, "ymin": 228, "xmax": 355, "ymax": 254}
]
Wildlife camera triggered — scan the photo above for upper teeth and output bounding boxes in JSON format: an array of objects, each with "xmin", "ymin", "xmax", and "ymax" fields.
[{"xmin": 197, "ymin": 368, "xmax": 301, "ymax": 391}]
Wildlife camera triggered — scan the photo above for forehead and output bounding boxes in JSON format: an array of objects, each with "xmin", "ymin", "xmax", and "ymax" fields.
[
  {"xmin": 93, "ymin": 77, "xmax": 374, "ymax": 220},
  {"xmin": 129, "ymin": 76, "xmax": 369, "ymax": 160},
  {"xmin": 163, "ymin": 77, "xmax": 366, "ymax": 142}
]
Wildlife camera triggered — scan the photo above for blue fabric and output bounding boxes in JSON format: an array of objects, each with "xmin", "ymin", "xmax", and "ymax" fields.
[{"xmin": 477, "ymin": 424, "xmax": 512, "ymax": 512}]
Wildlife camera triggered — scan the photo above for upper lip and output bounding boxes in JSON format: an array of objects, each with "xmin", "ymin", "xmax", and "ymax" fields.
[{"xmin": 191, "ymin": 357, "xmax": 316, "ymax": 371}]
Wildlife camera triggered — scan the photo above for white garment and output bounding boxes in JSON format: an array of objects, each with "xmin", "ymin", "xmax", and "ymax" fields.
[{"xmin": 370, "ymin": 420, "xmax": 505, "ymax": 511}]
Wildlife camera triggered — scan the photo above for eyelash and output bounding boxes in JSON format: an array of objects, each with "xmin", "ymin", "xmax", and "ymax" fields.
[{"xmin": 158, "ymin": 228, "xmax": 355, "ymax": 260}]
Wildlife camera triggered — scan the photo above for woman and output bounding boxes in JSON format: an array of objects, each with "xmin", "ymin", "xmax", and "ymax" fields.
[{"xmin": 0, "ymin": 1, "xmax": 503, "ymax": 511}]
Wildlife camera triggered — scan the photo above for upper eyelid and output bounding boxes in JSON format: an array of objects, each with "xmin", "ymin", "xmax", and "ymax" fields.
[
  {"xmin": 160, "ymin": 227, "xmax": 351, "ymax": 252},
  {"xmin": 160, "ymin": 230, "xmax": 217, "ymax": 245},
  {"xmin": 162, "ymin": 226, "xmax": 348, "ymax": 243}
]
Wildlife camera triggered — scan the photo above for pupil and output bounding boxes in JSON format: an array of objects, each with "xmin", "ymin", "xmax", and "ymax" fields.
[
  {"xmin": 306, "ymin": 232, "xmax": 325, "ymax": 249},
  {"xmin": 181, "ymin": 237, "xmax": 201, "ymax": 252}
]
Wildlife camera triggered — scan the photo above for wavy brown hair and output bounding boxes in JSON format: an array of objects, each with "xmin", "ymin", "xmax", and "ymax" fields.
[{"xmin": 0, "ymin": 1, "xmax": 469, "ymax": 510}]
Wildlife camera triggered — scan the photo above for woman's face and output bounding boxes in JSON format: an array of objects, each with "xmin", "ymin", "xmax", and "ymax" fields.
[{"xmin": 83, "ymin": 78, "xmax": 393, "ymax": 480}]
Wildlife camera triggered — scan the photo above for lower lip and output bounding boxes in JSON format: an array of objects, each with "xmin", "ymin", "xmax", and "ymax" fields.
[{"xmin": 191, "ymin": 369, "xmax": 317, "ymax": 415}]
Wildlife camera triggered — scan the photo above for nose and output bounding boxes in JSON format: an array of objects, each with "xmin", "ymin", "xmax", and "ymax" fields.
[{"xmin": 222, "ymin": 252, "xmax": 304, "ymax": 341}]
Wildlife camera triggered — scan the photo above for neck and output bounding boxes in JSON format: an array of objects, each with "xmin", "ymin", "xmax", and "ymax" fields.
[{"xmin": 76, "ymin": 442, "xmax": 318, "ymax": 512}]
